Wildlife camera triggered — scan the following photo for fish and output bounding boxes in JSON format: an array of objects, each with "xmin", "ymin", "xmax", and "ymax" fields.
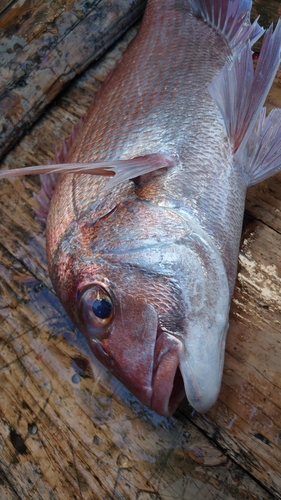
[{"xmin": 1, "ymin": 0, "xmax": 281, "ymax": 417}]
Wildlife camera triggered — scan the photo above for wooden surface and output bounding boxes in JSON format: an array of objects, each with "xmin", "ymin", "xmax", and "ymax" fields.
[
  {"xmin": 0, "ymin": 1, "xmax": 281, "ymax": 499},
  {"xmin": 0, "ymin": 0, "xmax": 146, "ymax": 159}
]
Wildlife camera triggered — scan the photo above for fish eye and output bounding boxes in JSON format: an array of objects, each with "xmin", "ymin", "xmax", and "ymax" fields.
[
  {"xmin": 78, "ymin": 284, "xmax": 114, "ymax": 339},
  {"xmin": 92, "ymin": 296, "xmax": 112, "ymax": 319}
]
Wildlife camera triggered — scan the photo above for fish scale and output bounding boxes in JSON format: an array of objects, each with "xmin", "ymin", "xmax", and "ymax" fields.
[
  {"xmin": 1, "ymin": 0, "xmax": 281, "ymax": 416},
  {"xmin": 58, "ymin": 2, "xmax": 238, "ymax": 280},
  {"xmin": 69, "ymin": 4, "xmax": 229, "ymax": 163}
]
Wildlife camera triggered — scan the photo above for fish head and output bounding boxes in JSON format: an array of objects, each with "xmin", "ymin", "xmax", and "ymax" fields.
[{"xmin": 47, "ymin": 199, "xmax": 230, "ymax": 416}]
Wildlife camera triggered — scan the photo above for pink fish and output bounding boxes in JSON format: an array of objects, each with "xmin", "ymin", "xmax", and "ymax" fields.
[{"xmin": 1, "ymin": 0, "xmax": 281, "ymax": 416}]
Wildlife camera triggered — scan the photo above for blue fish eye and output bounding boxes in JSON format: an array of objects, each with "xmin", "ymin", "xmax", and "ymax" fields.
[
  {"xmin": 92, "ymin": 297, "xmax": 112, "ymax": 319},
  {"xmin": 78, "ymin": 284, "xmax": 114, "ymax": 339}
]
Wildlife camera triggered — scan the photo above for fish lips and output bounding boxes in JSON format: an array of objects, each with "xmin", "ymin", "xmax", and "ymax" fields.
[
  {"xmin": 86, "ymin": 298, "xmax": 185, "ymax": 417},
  {"xmin": 152, "ymin": 330, "xmax": 186, "ymax": 416}
]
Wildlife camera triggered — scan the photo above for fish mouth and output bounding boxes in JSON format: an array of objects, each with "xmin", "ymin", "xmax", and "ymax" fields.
[
  {"xmin": 151, "ymin": 325, "xmax": 226, "ymax": 416},
  {"xmin": 87, "ymin": 325, "xmax": 186, "ymax": 417},
  {"xmin": 86, "ymin": 323, "xmax": 224, "ymax": 417},
  {"xmin": 151, "ymin": 330, "xmax": 186, "ymax": 416}
]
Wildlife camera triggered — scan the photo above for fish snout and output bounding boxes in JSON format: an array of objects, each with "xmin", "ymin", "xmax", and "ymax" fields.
[{"xmin": 86, "ymin": 300, "xmax": 186, "ymax": 416}]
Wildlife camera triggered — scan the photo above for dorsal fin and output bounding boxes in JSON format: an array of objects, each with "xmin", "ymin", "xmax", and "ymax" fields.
[
  {"xmin": 187, "ymin": 0, "xmax": 264, "ymax": 53},
  {"xmin": 237, "ymin": 107, "xmax": 281, "ymax": 186},
  {"xmin": 208, "ymin": 19, "xmax": 281, "ymax": 186}
]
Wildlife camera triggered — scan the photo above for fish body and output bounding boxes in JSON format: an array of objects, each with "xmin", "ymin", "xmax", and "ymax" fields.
[
  {"xmin": 48, "ymin": 0, "xmax": 246, "ymax": 294},
  {"xmin": 2, "ymin": 0, "xmax": 281, "ymax": 416},
  {"xmin": 48, "ymin": 0, "xmax": 238, "ymax": 415}
]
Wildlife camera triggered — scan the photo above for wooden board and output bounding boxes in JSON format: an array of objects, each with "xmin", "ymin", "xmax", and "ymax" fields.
[
  {"xmin": 0, "ymin": 0, "xmax": 146, "ymax": 159},
  {"xmin": 0, "ymin": 1, "xmax": 281, "ymax": 498}
]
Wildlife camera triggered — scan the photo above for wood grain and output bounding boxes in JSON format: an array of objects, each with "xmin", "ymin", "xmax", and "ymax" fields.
[
  {"xmin": 0, "ymin": 1, "xmax": 281, "ymax": 498},
  {"xmin": 0, "ymin": 0, "xmax": 146, "ymax": 159}
]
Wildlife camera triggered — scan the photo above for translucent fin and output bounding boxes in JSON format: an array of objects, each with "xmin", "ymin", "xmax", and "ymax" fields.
[
  {"xmin": 188, "ymin": 0, "xmax": 264, "ymax": 53},
  {"xmin": 35, "ymin": 172, "xmax": 60, "ymax": 220},
  {"xmin": 0, "ymin": 162, "xmax": 114, "ymax": 179},
  {"xmin": 209, "ymin": 20, "xmax": 281, "ymax": 156},
  {"xmin": 37, "ymin": 117, "xmax": 85, "ymax": 220},
  {"xmin": 100, "ymin": 154, "xmax": 175, "ymax": 191},
  {"xmin": 0, "ymin": 153, "xmax": 172, "ymax": 180},
  {"xmin": 242, "ymin": 108, "xmax": 281, "ymax": 186}
]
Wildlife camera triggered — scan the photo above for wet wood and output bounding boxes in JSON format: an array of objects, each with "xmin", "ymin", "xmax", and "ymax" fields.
[
  {"xmin": 0, "ymin": 0, "xmax": 146, "ymax": 159},
  {"xmin": 0, "ymin": 1, "xmax": 281, "ymax": 499}
]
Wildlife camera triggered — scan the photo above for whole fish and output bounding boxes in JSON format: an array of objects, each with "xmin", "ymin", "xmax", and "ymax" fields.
[{"xmin": 1, "ymin": 0, "xmax": 281, "ymax": 416}]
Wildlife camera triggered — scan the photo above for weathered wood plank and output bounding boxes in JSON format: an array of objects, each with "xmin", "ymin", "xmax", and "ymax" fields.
[
  {"xmin": 187, "ymin": 217, "xmax": 281, "ymax": 496},
  {"xmin": 0, "ymin": 1, "xmax": 13, "ymax": 17},
  {"xmin": 0, "ymin": 0, "xmax": 146, "ymax": 159},
  {"xmin": 0, "ymin": 1, "xmax": 281, "ymax": 498}
]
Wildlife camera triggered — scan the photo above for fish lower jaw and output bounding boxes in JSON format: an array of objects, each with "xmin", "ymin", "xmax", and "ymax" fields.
[
  {"xmin": 182, "ymin": 385, "xmax": 219, "ymax": 414},
  {"xmin": 178, "ymin": 345, "xmax": 225, "ymax": 414}
]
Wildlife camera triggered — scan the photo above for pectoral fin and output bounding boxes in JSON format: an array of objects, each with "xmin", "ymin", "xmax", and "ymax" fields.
[
  {"xmin": 0, "ymin": 153, "xmax": 174, "ymax": 220},
  {"xmin": 0, "ymin": 153, "xmax": 173, "ymax": 182}
]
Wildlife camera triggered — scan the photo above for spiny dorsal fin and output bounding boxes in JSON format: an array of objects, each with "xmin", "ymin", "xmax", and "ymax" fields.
[
  {"xmin": 239, "ymin": 107, "xmax": 281, "ymax": 186},
  {"xmin": 187, "ymin": 0, "xmax": 264, "ymax": 53},
  {"xmin": 209, "ymin": 19, "xmax": 281, "ymax": 185}
]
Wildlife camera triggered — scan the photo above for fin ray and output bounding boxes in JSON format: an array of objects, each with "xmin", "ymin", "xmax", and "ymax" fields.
[
  {"xmin": 209, "ymin": 20, "xmax": 281, "ymax": 159},
  {"xmin": 188, "ymin": 0, "xmax": 264, "ymax": 53},
  {"xmin": 0, "ymin": 154, "xmax": 173, "ymax": 182},
  {"xmin": 242, "ymin": 108, "xmax": 281, "ymax": 186}
]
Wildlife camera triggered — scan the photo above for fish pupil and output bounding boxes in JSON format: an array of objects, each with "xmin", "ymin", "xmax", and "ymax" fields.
[{"xmin": 92, "ymin": 298, "xmax": 112, "ymax": 319}]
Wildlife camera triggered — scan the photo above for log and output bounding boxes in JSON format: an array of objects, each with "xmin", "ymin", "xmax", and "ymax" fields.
[
  {"xmin": 0, "ymin": 0, "xmax": 146, "ymax": 159},
  {"xmin": 0, "ymin": 1, "xmax": 281, "ymax": 498}
]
